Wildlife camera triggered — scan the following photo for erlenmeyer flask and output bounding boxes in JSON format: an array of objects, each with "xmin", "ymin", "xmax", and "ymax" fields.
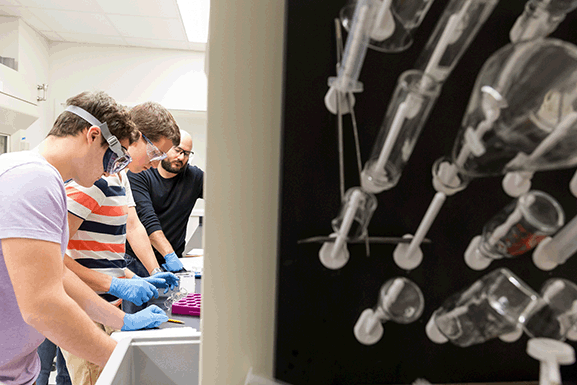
[
  {"xmin": 510, "ymin": 0, "xmax": 577, "ymax": 43},
  {"xmin": 426, "ymin": 268, "xmax": 541, "ymax": 347},
  {"xmin": 339, "ymin": 0, "xmax": 435, "ymax": 52},
  {"xmin": 450, "ymin": 38, "xmax": 577, "ymax": 184},
  {"xmin": 354, "ymin": 277, "xmax": 424, "ymax": 345}
]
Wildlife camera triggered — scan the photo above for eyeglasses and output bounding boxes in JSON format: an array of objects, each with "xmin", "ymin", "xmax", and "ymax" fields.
[
  {"xmin": 142, "ymin": 134, "xmax": 167, "ymax": 162},
  {"xmin": 173, "ymin": 146, "xmax": 194, "ymax": 158},
  {"xmin": 65, "ymin": 105, "xmax": 132, "ymax": 174}
]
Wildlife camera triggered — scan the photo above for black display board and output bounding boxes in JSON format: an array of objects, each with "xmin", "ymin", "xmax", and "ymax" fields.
[{"xmin": 275, "ymin": 1, "xmax": 577, "ymax": 384}]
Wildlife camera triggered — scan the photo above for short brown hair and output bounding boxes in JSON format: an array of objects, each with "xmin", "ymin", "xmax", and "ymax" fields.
[
  {"xmin": 130, "ymin": 102, "xmax": 181, "ymax": 146},
  {"xmin": 49, "ymin": 91, "xmax": 138, "ymax": 146}
]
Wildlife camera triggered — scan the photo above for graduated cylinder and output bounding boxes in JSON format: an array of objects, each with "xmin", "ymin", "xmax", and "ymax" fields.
[{"xmin": 361, "ymin": 70, "xmax": 441, "ymax": 193}]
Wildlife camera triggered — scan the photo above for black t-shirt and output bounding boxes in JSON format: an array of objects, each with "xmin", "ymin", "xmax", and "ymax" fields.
[{"xmin": 126, "ymin": 165, "xmax": 204, "ymax": 264}]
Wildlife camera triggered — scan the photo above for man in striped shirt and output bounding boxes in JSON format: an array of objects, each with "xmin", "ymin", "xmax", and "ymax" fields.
[{"xmin": 60, "ymin": 102, "xmax": 181, "ymax": 385}]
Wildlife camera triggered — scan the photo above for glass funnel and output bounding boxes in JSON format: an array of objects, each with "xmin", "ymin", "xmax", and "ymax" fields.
[
  {"xmin": 426, "ymin": 268, "xmax": 541, "ymax": 347},
  {"xmin": 339, "ymin": 0, "xmax": 435, "ymax": 53},
  {"xmin": 510, "ymin": 0, "xmax": 577, "ymax": 43},
  {"xmin": 354, "ymin": 277, "xmax": 424, "ymax": 345},
  {"xmin": 449, "ymin": 38, "xmax": 577, "ymax": 184}
]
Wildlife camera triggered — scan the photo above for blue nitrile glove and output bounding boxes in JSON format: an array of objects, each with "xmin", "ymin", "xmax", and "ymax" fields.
[
  {"xmin": 107, "ymin": 277, "xmax": 159, "ymax": 306},
  {"xmin": 121, "ymin": 305, "xmax": 168, "ymax": 331},
  {"xmin": 134, "ymin": 272, "xmax": 180, "ymax": 294},
  {"xmin": 161, "ymin": 252, "xmax": 184, "ymax": 272}
]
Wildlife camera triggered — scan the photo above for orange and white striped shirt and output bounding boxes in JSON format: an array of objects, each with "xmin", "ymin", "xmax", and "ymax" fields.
[{"xmin": 65, "ymin": 170, "xmax": 135, "ymax": 303}]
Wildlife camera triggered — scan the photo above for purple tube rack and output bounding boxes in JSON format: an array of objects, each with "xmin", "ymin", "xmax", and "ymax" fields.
[{"xmin": 171, "ymin": 293, "xmax": 202, "ymax": 316}]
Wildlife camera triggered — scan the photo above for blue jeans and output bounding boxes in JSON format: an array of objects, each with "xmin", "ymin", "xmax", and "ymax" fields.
[
  {"xmin": 123, "ymin": 253, "xmax": 151, "ymax": 314},
  {"xmin": 36, "ymin": 338, "xmax": 71, "ymax": 385}
]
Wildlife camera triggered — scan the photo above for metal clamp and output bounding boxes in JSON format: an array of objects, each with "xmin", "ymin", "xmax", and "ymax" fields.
[{"xmin": 37, "ymin": 84, "xmax": 48, "ymax": 102}]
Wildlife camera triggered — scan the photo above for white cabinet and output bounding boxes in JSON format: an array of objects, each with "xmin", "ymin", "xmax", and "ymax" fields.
[{"xmin": 0, "ymin": 16, "xmax": 39, "ymax": 136}]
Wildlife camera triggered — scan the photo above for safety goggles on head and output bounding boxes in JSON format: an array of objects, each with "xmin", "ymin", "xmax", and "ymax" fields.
[
  {"xmin": 142, "ymin": 134, "xmax": 167, "ymax": 162},
  {"xmin": 65, "ymin": 105, "xmax": 132, "ymax": 174}
]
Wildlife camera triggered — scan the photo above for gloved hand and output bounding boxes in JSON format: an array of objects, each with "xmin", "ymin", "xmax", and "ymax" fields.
[
  {"xmin": 134, "ymin": 272, "xmax": 180, "ymax": 294},
  {"xmin": 107, "ymin": 277, "xmax": 159, "ymax": 306},
  {"xmin": 121, "ymin": 305, "xmax": 168, "ymax": 331},
  {"xmin": 161, "ymin": 252, "xmax": 184, "ymax": 272}
]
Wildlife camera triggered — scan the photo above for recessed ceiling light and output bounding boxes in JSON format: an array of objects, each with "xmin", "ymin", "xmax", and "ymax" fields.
[{"xmin": 176, "ymin": 0, "xmax": 210, "ymax": 43}]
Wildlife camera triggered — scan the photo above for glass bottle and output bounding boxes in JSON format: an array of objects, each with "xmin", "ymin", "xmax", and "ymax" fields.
[{"xmin": 426, "ymin": 268, "xmax": 540, "ymax": 347}]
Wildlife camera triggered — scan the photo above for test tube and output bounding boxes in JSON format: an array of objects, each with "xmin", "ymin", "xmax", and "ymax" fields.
[
  {"xmin": 339, "ymin": 0, "xmax": 436, "ymax": 53},
  {"xmin": 354, "ymin": 277, "xmax": 424, "ymax": 345},
  {"xmin": 510, "ymin": 0, "xmax": 577, "ymax": 43},
  {"xmin": 319, "ymin": 187, "xmax": 377, "ymax": 269},
  {"xmin": 533, "ymin": 214, "xmax": 577, "ymax": 271},
  {"xmin": 464, "ymin": 191, "xmax": 564, "ymax": 270},
  {"xmin": 361, "ymin": 70, "xmax": 441, "ymax": 193}
]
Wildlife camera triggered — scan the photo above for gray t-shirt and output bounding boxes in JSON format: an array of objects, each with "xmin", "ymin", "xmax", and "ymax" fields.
[{"xmin": 0, "ymin": 151, "xmax": 68, "ymax": 385}]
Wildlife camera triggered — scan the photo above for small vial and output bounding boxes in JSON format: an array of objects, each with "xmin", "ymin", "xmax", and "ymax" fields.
[
  {"xmin": 464, "ymin": 190, "xmax": 564, "ymax": 270},
  {"xmin": 319, "ymin": 187, "xmax": 377, "ymax": 270},
  {"xmin": 330, "ymin": 187, "xmax": 377, "ymax": 241}
]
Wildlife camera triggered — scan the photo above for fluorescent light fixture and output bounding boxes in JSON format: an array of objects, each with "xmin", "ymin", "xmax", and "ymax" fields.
[{"xmin": 176, "ymin": 0, "xmax": 210, "ymax": 43}]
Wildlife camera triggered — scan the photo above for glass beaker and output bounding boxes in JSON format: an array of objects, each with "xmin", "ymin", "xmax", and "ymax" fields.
[
  {"xmin": 426, "ymin": 268, "xmax": 540, "ymax": 347},
  {"xmin": 464, "ymin": 190, "xmax": 564, "ymax": 270},
  {"xmin": 361, "ymin": 70, "xmax": 441, "ymax": 193},
  {"xmin": 523, "ymin": 279, "xmax": 577, "ymax": 340},
  {"xmin": 354, "ymin": 277, "xmax": 424, "ymax": 345}
]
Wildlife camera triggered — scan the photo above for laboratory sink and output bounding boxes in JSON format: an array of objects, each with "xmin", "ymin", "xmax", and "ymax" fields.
[{"xmin": 96, "ymin": 328, "xmax": 201, "ymax": 385}]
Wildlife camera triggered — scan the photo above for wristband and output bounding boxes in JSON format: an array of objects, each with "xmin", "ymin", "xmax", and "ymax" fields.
[{"xmin": 150, "ymin": 267, "xmax": 163, "ymax": 275}]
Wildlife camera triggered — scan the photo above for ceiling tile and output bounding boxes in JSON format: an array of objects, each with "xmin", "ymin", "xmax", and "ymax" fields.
[
  {"xmin": 124, "ymin": 37, "xmax": 189, "ymax": 50},
  {"xmin": 0, "ymin": 5, "xmax": 26, "ymax": 16},
  {"xmin": 96, "ymin": 0, "xmax": 179, "ymax": 18},
  {"xmin": 56, "ymin": 32, "xmax": 127, "ymax": 45},
  {"xmin": 40, "ymin": 31, "xmax": 63, "ymax": 41},
  {"xmin": 0, "ymin": 0, "xmax": 23, "ymax": 6},
  {"xmin": 16, "ymin": 0, "xmax": 103, "ymax": 12},
  {"xmin": 107, "ymin": 14, "xmax": 186, "ymax": 40},
  {"xmin": 0, "ymin": 6, "xmax": 52, "ymax": 30},
  {"xmin": 27, "ymin": 8, "xmax": 119, "ymax": 35}
]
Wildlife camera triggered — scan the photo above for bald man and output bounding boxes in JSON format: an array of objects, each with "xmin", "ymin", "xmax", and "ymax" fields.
[{"xmin": 124, "ymin": 130, "xmax": 203, "ymax": 313}]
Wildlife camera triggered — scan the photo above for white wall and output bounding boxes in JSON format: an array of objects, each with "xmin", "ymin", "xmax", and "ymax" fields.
[
  {"xmin": 201, "ymin": 0, "xmax": 285, "ymax": 383},
  {"xmin": 48, "ymin": 43, "xmax": 207, "ymax": 113},
  {"xmin": 8, "ymin": 18, "xmax": 50, "ymax": 152}
]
